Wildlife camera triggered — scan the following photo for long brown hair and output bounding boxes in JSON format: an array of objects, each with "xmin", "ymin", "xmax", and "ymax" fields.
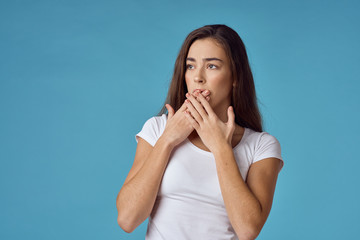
[{"xmin": 157, "ymin": 24, "xmax": 263, "ymax": 132}]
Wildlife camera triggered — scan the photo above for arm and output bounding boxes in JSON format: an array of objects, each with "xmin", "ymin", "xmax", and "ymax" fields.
[
  {"xmin": 116, "ymin": 95, "xmax": 210, "ymax": 232},
  {"xmin": 184, "ymin": 92, "xmax": 282, "ymax": 239},
  {"xmin": 116, "ymin": 136, "xmax": 174, "ymax": 233},
  {"xmin": 212, "ymin": 144, "xmax": 282, "ymax": 240}
]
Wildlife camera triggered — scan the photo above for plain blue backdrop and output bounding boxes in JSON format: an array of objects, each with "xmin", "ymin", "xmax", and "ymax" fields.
[{"xmin": 1, "ymin": 0, "xmax": 359, "ymax": 239}]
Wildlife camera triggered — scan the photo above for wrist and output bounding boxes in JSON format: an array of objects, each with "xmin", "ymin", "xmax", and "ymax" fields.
[
  {"xmin": 212, "ymin": 142, "xmax": 232, "ymax": 156},
  {"xmin": 157, "ymin": 135, "xmax": 176, "ymax": 151}
]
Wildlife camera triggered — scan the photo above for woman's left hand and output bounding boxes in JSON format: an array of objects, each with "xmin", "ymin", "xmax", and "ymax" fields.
[{"xmin": 184, "ymin": 91, "xmax": 236, "ymax": 153}]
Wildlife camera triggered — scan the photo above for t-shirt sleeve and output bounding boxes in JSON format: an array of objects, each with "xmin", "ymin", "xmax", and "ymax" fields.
[
  {"xmin": 135, "ymin": 114, "xmax": 167, "ymax": 147},
  {"xmin": 253, "ymin": 132, "xmax": 284, "ymax": 171}
]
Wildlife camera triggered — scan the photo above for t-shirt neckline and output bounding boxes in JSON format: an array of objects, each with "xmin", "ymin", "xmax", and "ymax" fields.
[{"xmin": 185, "ymin": 127, "xmax": 248, "ymax": 156}]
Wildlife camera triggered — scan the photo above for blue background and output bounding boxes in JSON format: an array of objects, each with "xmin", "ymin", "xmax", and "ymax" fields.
[{"xmin": 1, "ymin": 0, "xmax": 359, "ymax": 239}]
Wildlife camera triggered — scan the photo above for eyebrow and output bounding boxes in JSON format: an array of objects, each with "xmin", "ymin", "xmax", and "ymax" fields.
[{"xmin": 186, "ymin": 57, "xmax": 223, "ymax": 62}]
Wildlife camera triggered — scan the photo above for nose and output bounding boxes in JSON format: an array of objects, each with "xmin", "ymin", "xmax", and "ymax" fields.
[{"xmin": 194, "ymin": 67, "xmax": 205, "ymax": 84}]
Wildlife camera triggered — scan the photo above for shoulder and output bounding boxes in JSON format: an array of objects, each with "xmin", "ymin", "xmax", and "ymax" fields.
[
  {"xmin": 135, "ymin": 114, "xmax": 168, "ymax": 146},
  {"xmin": 244, "ymin": 128, "xmax": 284, "ymax": 169},
  {"xmin": 244, "ymin": 128, "xmax": 281, "ymax": 148},
  {"xmin": 143, "ymin": 113, "xmax": 167, "ymax": 129}
]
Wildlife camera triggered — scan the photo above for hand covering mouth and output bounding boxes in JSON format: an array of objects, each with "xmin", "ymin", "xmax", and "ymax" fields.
[{"xmin": 192, "ymin": 89, "xmax": 209, "ymax": 94}]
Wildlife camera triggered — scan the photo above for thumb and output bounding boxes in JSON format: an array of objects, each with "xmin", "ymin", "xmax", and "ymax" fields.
[
  {"xmin": 227, "ymin": 106, "xmax": 235, "ymax": 126},
  {"xmin": 165, "ymin": 104, "xmax": 175, "ymax": 119}
]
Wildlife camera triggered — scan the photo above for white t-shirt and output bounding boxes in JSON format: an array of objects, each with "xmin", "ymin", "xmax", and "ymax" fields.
[{"xmin": 135, "ymin": 114, "xmax": 284, "ymax": 240}]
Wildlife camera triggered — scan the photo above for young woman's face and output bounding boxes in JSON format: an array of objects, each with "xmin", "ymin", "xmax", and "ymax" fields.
[{"xmin": 185, "ymin": 38, "xmax": 234, "ymax": 111}]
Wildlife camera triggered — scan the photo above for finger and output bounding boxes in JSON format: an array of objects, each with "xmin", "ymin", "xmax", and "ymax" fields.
[
  {"xmin": 165, "ymin": 104, "xmax": 175, "ymax": 119},
  {"xmin": 184, "ymin": 110, "xmax": 200, "ymax": 130},
  {"xmin": 185, "ymin": 98, "xmax": 203, "ymax": 123},
  {"xmin": 193, "ymin": 92, "xmax": 216, "ymax": 117},
  {"xmin": 198, "ymin": 90, "xmax": 210, "ymax": 101},
  {"xmin": 186, "ymin": 92, "xmax": 208, "ymax": 118},
  {"xmin": 178, "ymin": 101, "xmax": 188, "ymax": 111},
  {"xmin": 200, "ymin": 90, "xmax": 211, "ymax": 97},
  {"xmin": 227, "ymin": 106, "xmax": 235, "ymax": 126}
]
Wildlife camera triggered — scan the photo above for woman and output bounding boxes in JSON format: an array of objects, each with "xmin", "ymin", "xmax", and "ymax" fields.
[{"xmin": 116, "ymin": 24, "xmax": 284, "ymax": 240}]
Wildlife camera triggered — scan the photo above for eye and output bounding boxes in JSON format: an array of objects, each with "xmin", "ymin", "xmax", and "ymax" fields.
[
  {"xmin": 186, "ymin": 64, "xmax": 194, "ymax": 70},
  {"xmin": 208, "ymin": 64, "xmax": 217, "ymax": 69}
]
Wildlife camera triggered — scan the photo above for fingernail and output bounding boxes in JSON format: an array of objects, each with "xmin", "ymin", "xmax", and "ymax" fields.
[{"xmin": 204, "ymin": 90, "xmax": 209, "ymax": 94}]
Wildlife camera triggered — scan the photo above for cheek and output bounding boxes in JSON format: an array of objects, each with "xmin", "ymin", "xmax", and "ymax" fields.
[
  {"xmin": 209, "ymin": 73, "xmax": 233, "ymax": 97},
  {"xmin": 211, "ymin": 73, "xmax": 231, "ymax": 89},
  {"xmin": 185, "ymin": 72, "xmax": 191, "ymax": 85},
  {"xmin": 185, "ymin": 79, "xmax": 190, "ymax": 91}
]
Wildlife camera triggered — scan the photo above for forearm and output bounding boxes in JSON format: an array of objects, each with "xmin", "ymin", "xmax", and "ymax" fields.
[
  {"xmin": 213, "ymin": 144, "xmax": 263, "ymax": 239},
  {"xmin": 116, "ymin": 136, "xmax": 173, "ymax": 232}
]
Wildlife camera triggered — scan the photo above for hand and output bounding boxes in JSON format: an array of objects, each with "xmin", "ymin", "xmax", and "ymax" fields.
[
  {"xmin": 162, "ymin": 91, "xmax": 210, "ymax": 148},
  {"xmin": 184, "ymin": 91, "xmax": 235, "ymax": 152}
]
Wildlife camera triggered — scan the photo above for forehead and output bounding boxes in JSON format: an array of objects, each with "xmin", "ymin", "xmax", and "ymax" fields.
[{"xmin": 187, "ymin": 38, "xmax": 228, "ymax": 60}]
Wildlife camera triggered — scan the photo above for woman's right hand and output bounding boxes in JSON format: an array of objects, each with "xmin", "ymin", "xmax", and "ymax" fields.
[
  {"xmin": 162, "ymin": 91, "xmax": 210, "ymax": 148},
  {"xmin": 117, "ymin": 90, "xmax": 209, "ymax": 232}
]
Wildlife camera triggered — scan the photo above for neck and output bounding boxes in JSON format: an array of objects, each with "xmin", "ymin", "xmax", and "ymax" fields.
[
  {"xmin": 212, "ymin": 106, "xmax": 229, "ymax": 123},
  {"xmin": 212, "ymin": 99, "xmax": 231, "ymax": 123}
]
